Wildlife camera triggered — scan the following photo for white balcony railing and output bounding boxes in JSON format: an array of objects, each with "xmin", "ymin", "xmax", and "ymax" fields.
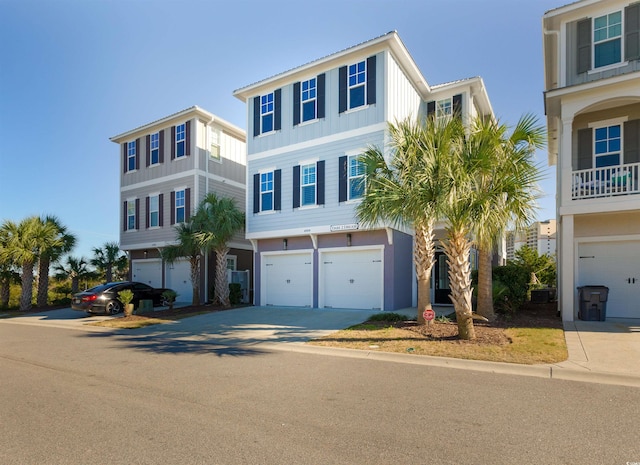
[{"xmin": 572, "ymin": 163, "xmax": 640, "ymax": 200}]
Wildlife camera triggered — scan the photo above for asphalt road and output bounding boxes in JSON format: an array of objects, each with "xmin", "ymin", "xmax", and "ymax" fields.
[{"xmin": 1, "ymin": 323, "xmax": 639, "ymax": 465}]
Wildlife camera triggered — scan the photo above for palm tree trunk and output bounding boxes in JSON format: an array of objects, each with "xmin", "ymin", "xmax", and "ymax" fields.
[
  {"xmin": 189, "ymin": 256, "xmax": 201, "ymax": 306},
  {"xmin": 20, "ymin": 259, "xmax": 35, "ymax": 311},
  {"xmin": 476, "ymin": 247, "xmax": 495, "ymax": 320},
  {"xmin": 36, "ymin": 255, "xmax": 50, "ymax": 307},
  {"xmin": 71, "ymin": 276, "xmax": 79, "ymax": 295},
  {"xmin": 443, "ymin": 229, "xmax": 475, "ymax": 340},
  {"xmin": 214, "ymin": 247, "xmax": 231, "ymax": 308},
  {"xmin": 105, "ymin": 265, "xmax": 113, "ymax": 283},
  {"xmin": 0, "ymin": 277, "xmax": 9, "ymax": 308},
  {"xmin": 415, "ymin": 219, "xmax": 435, "ymax": 324}
]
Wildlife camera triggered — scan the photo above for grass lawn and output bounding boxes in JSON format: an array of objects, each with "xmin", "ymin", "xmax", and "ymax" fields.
[{"xmin": 309, "ymin": 303, "xmax": 567, "ymax": 365}]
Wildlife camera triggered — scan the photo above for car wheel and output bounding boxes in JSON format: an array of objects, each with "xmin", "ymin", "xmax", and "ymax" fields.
[{"xmin": 105, "ymin": 300, "xmax": 122, "ymax": 315}]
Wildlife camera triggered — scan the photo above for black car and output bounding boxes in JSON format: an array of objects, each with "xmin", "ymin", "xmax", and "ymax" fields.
[{"xmin": 71, "ymin": 281, "xmax": 173, "ymax": 315}]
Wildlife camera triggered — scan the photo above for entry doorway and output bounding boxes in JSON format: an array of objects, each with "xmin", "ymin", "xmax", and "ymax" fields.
[{"xmin": 434, "ymin": 251, "xmax": 451, "ymax": 305}]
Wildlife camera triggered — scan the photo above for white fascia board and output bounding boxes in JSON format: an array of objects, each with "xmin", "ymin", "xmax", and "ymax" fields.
[{"xmin": 233, "ymin": 31, "xmax": 430, "ymax": 102}]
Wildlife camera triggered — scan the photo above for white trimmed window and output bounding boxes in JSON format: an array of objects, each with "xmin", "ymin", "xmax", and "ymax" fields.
[
  {"xmin": 348, "ymin": 61, "xmax": 366, "ymax": 109},
  {"xmin": 150, "ymin": 132, "xmax": 159, "ymax": 165},
  {"xmin": 594, "ymin": 11, "xmax": 622, "ymax": 68},
  {"xmin": 261, "ymin": 93, "xmax": 274, "ymax": 133},
  {"xmin": 594, "ymin": 124, "xmax": 622, "ymax": 167},
  {"xmin": 348, "ymin": 155, "xmax": 365, "ymax": 200},
  {"xmin": 210, "ymin": 127, "xmax": 221, "ymax": 160},
  {"xmin": 149, "ymin": 195, "xmax": 159, "ymax": 227},
  {"xmin": 260, "ymin": 171, "xmax": 274, "ymax": 211},
  {"xmin": 127, "ymin": 141, "xmax": 136, "ymax": 171},
  {"xmin": 226, "ymin": 255, "xmax": 237, "ymax": 271},
  {"xmin": 301, "ymin": 163, "xmax": 316, "ymax": 206},
  {"xmin": 175, "ymin": 189, "xmax": 185, "ymax": 223},
  {"xmin": 176, "ymin": 123, "xmax": 186, "ymax": 158},
  {"xmin": 127, "ymin": 201, "xmax": 136, "ymax": 230},
  {"xmin": 301, "ymin": 78, "xmax": 317, "ymax": 122},
  {"xmin": 436, "ymin": 98, "xmax": 452, "ymax": 120}
]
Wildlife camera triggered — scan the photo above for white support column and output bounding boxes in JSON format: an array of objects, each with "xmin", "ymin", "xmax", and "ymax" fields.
[
  {"xmin": 559, "ymin": 214, "xmax": 575, "ymax": 321},
  {"xmin": 559, "ymin": 116, "xmax": 574, "ymax": 208}
]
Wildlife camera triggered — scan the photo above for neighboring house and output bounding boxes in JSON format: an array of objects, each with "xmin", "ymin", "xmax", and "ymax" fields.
[
  {"xmin": 233, "ymin": 32, "xmax": 493, "ymax": 310},
  {"xmin": 506, "ymin": 220, "xmax": 557, "ymax": 261},
  {"xmin": 110, "ymin": 106, "xmax": 252, "ymax": 304},
  {"xmin": 543, "ymin": 0, "xmax": 640, "ymax": 320}
]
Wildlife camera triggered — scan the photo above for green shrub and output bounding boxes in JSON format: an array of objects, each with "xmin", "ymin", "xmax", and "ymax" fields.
[
  {"xmin": 229, "ymin": 283, "xmax": 242, "ymax": 305},
  {"xmin": 367, "ymin": 312, "xmax": 407, "ymax": 322},
  {"xmin": 118, "ymin": 289, "xmax": 134, "ymax": 306},
  {"xmin": 493, "ymin": 263, "xmax": 530, "ymax": 314}
]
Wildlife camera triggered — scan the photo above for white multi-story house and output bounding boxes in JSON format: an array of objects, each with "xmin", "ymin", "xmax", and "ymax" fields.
[
  {"xmin": 233, "ymin": 32, "xmax": 493, "ymax": 310},
  {"xmin": 543, "ymin": 0, "xmax": 640, "ymax": 320},
  {"xmin": 110, "ymin": 106, "xmax": 252, "ymax": 303}
]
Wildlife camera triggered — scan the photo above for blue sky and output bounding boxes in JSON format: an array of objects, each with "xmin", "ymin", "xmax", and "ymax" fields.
[{"xmin": 0, "ymin": 0, "xmax": 560, "ymax": 260}]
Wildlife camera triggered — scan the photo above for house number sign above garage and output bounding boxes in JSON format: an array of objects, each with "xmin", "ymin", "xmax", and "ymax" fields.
[{"xmin": 330, "ymin": 223, "xmax": 359, "ymax": 231}]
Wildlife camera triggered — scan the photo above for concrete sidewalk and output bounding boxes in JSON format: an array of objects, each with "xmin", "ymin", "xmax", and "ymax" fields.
[{"xmin": 2, "ymin": 306, "xmax": 639, "ymax": 386}]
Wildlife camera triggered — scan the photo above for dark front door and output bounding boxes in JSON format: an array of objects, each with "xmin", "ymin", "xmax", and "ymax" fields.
[{"xmin": 434, "ymin": 252, "xmax": 451, "ymax": 305}]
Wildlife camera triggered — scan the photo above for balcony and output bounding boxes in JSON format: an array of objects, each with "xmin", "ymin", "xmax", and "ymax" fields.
[{"xmin": 572, "ymin": 163, "xmax": 640, "ymax": 200}]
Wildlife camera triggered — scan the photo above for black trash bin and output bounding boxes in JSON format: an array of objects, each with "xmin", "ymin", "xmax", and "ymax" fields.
[{"xmin": 577, "ymin": 286, "xmax": 609, "ymax": 321}]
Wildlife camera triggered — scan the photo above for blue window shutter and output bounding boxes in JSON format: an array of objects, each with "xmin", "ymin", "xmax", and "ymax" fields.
[
  {"xmin": 185, "ymin": 188, "xmax": 191, "ymax": 222},
  {"xmin": 274, "ymin": 169, "xmax": 282, "ymax": 211},
  {"xmin": 577, "ymin": 18, "xmax": 591, "ymax": 73},
  {"xmin": 317, "ymin": 73, "xmax": 325, "ymax": 119},
  {"xmin": 122, "ymin": 143, "xmax": 127, "ymax": 173},
  {"xmin": 253, "ymin": 97, "xmax": 260, "ymax": 137},
  {"xmin": 159, "ymin": 130, "xmax": 165, "ymax": 164},
  {"xmin": 135, "ymin": 138, "xmax": 140, "ymax": 170},
  {"xmin": 339, "ymin": 66, "xmax": 347, "ymax": 113},
  {"xmin": 274, "ymin": 89, "xmax": 282, "ymax": 131},
  {"xmin": 577, "ymin": 128, "xmax": 593, "ymax": 170},
  {"xmin": 427, "ymin": 101, "xmax": 436, "ymax": 119},
  {"xmin": 293, "ymin": 165, "xmax": 301, "ymax": 208},
  {"xmin": 317, "ymin": 160, "xmax": 325, "ymax": 205},
  {"xmin": 626, "ymin": 4, "xmax": 640, "ymax": 61},
  {"xmin": 338, "ymin": 156, "xmax": 347, "ymax": 202},
  {"xmin": 453, "ymin": 94, "xmax": 462, "ymax": 118},
  {"xmin": 135, "ymin": 198, "xmax": 140, "ymax": 230},
  {"xmin": 170, "ymin": 191, "xmax": 175, "ymax": 225},
  {"xmin": 253, "ymin": 174, "xmax": 260, "ymax": 213},
  {"xmin": 123, "ymin": 201, "xmax": 127, "ymax": 231},
  {"xmin": 159, "ymin": 193, "xmax": 164, "ymax": 227},
  {"xmin": 624, "ymin": 120, "xmax": 640, "ymax": 164},
  {"xmin": 145, "ymin": 135, "xmax": 150, "ymax": 167},
  {"xmin": 293, "ymin": 82, "xmax": 301, "ymax": 126},
  {"xmin": 366, "ymin": 56, "xmax": 376, "ymax": 105},
  {"xmin": 171, "ymin": 126, "xmax": 176, "ymax": 160},
  {"xmin": 185, "ymin": 121, "xmax": 191, "ymax": 156}
]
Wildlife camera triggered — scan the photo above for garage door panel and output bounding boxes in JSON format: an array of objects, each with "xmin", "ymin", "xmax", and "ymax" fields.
[
  {"xmin": 321, "ymin": 249, "xmax": 383, "ymax": 310},
  {"xmin": 166, "ymin": 260, "xmax": 192, "ymax": 303},
  {"xmin": 132, "ymin": 260, "xmax": 162, "ymax": 288},
  {"xmin": 578, "ymin": 241, "xmax": 640, "ymax": 319},
  {"xmin": 263, "ymin": 253, "xmax": 312, "ymax": 307}
]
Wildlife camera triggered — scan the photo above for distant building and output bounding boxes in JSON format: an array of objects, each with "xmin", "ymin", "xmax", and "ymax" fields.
[{"xmin": 506, "ymin": 220, "xmax": 557, "ymax": 261}]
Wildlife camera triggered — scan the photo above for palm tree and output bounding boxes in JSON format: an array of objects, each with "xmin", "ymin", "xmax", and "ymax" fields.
[
  {"xmin": 91, "ymin": 242, "xmax": 126, "ymax": 283},
  {"xmin": 36, "ymin": 215, "xmax": 77, "ymax": 307},
  {"xmin": 192, "ymin": 193, "xmax": 245, "ymax": 308},
  {"xmin": 0, "ymin": 216, "xmax": 57, "ymax": 311},
  {"xmin": 54, "ymin": 256, "xmax": 94, "ymax": 294},
  {"xmin": 0, "ymin": 225, "xmax": 20, "ymax": 308},
  {"xmin": 356, "ymin": 117, "xmax": 453, "ymax": 323},
  {"xmin": 470, "ymin": 115, "xmax": 545, "ymax": 320},
  {"xmin": 162, "ymin": 222, "xmax": 206, "ymax": 306}
]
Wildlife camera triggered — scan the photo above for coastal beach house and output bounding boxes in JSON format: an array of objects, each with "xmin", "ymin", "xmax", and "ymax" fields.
[
  {"xmin": 233, "ymin": 32, "xmax": 493, "ymax": 310},
  {"xmin": 543, "ymin": 0, "xmax": 640, "ymax": 320},
  {"xmin": 110, "ymin": 106, "xmax": 252, "ymax": 304}
]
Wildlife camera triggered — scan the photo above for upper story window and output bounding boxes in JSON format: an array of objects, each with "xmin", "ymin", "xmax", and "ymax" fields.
[
  {"xmin": 127, "ymin": 141, "xmax": 136, "ymax": 172},
  {"xmin": 149, "ymin": 194, "xmax": 159, "ymax": 228},
  {"xmin": 594, "ymin": 11, "xmax": 622, "ymax": 68},
  {"xmin": 594, "ymin": 124, "xmax": 621, "ymax": 167},
  {"xmin": 301, "ymin": 164, "xmax": 316, "ymax": 206},
  {"xmin": 261, "ymin": 93, "xmax": 274, "ymax": 133},
  {"xmin": 176, "ymin": 124, "xmax": 186, "ymax": 158},
  {"xmin": 127, "ymin": 200, "xmax": 136, "ymax": 230},
  {"xmin": 348, "ymin": 61, "xmax": 366, "ymax": 109},
  {"xmin": 348, "ymin": 155, "xmax": 365, "ymax": 200},
  {"xmin": 301, "ymin": 78, "xmax": 317, "ymax": 122},
  {"xmin": 150, "ymin": 132, "xmax": 159, "ymax": 165},
  {"xmin": 436, "ymin": 98, "xmax": 452, "ymax": 120},
  {"xmin": 210, "ymin": 127, "xmax": 221, "ymax": 160},
  {"xmin": 339, "ymin": 56, "xmax": 376, "ymax": 114},
  {"xmin": 260, "ymin": 171, "xmax": 274, "ymax": 211},
  {"xmin": 175, "ymin": 189, "xmax": 185, "ymax": 223}
]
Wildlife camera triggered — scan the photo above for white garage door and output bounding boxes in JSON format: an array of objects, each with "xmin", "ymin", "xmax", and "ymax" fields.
[
  {"xmin": 131, "ymin": 259, "xmax": 162, "ymax": 287},
  {"xmin": 320, "ymin": 248, "xmax": 383, "ymax": 310},
  {"xmin": 166, "ymin": 259, "xmax": 192, "ymax": 303},
  {"xmin": 262, "ymin": 252, "xmax": 312, "ymax": 307},
  {"xmin": 578, "ymin": 241, "xmax": 640, "ymax": 319}
]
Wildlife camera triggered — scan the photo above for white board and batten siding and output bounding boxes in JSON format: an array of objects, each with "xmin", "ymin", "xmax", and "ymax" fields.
[
  {"xmin": 261, "ymin": 251, "xmax": 313, "ymax": 307},
  {"xmin": 319, "ymin": 246, "xmax": 384, "ymax": 310},
  {"xmin": 577, "ymin": 240, "xmax": 640, "ymax": 319}
]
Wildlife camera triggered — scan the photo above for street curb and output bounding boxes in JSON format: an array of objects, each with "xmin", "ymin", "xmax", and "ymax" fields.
[{"xmin": 261, "ymin": 342, "xmax": 640, "ymax": 388}]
